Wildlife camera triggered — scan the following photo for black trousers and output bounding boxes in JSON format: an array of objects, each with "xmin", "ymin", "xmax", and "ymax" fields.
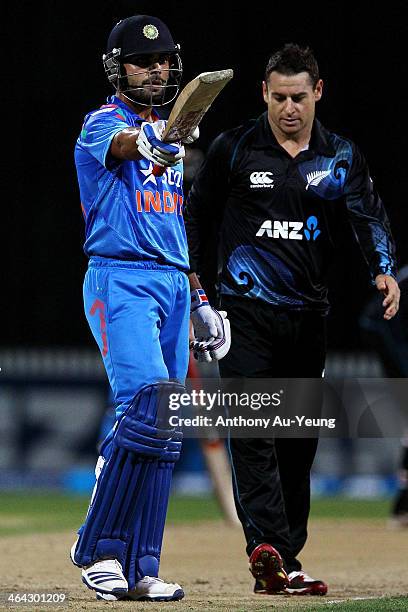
[{"xmin": 219, "ymin": 295, "xmax": 326, "ymax": 573}]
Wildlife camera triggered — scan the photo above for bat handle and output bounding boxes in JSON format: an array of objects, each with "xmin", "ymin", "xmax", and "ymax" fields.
[{"xmin": 152, "ymin": 164, "xmax": 166, "ymax": 177}]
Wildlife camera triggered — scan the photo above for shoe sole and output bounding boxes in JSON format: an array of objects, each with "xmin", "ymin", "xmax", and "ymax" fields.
[
  {"xmin": 251, "ymin": 549, "xmax": 282, "ymax": 577},
  {"xmin": 132, "ymin": 590, "xmax": 185, "ymax": 601},
  {"xmin": 254, "ymin": 588, "xmax": 284, "ymax": 596},
  {"xmin": 96, "ymin": 589, "xmax": 185, "ymax": 602},
  {"xmin": 95, "ymin": 592, "xmax": 120, "ymax": 601},
  {"xmin": 82, "ymin": 575, "xmax": 128, "ymax": 596},
  {"xmin": 250, "ymin": 546, "xmax": 289, "ymax": 593},
  {"xmin": 286, "ymin": 584, "xmax": 328, "ymax": 596}
]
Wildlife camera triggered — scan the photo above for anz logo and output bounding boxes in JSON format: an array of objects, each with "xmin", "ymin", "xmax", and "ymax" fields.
[{"xmin": 256, "ymin": 216, "xmax": 321, "ymax": 241}]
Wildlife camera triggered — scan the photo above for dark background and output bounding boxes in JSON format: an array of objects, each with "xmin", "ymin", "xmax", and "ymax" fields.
[{"xmin": 6, "ymin": 1, "xmax": 407, "ymax": 348}]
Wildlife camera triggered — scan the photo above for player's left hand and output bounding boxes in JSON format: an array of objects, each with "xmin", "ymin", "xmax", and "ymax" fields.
[
  {"xmin": 190, "ymin": 311, "xmax": 231, "ymax": 362},
  {"xmin": 190, "ymin": 289, "xmax": 231, "ymax": 361},
  {"xmin": 375, "ymin": 274, "xmax": 400, "ymax": 320}
]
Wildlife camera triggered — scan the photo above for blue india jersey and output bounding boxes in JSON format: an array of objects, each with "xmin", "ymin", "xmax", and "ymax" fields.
[{"xmin": 75, "ymin": 96, "xmax": 189, "ymax": 270}]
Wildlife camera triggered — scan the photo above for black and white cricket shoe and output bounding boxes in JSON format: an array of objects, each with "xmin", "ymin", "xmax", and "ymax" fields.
[
  {"xmin": 81, "ymin": 558, "xmax": 128, "ymax": 595},
  {"xmin": 95, "ymin": 576, "xmax": 185, "ymax": 601}
]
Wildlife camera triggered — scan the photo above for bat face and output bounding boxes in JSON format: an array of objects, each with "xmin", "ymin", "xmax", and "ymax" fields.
[
  {"xmin": 163, "ymin": 70, "xmax": 233, "ymax": 142},
  {"xmin": 152, "ymin": 69, "xmax": 233, "ymax": 176},
  {"xmin": 165, "ymin": 109, "xmax": 208, "ymax": 141}
]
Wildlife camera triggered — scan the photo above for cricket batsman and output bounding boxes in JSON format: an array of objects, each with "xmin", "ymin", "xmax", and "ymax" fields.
[{"xmin": 71, "ymin": 15, "xmax": 230, "ymax": 601}]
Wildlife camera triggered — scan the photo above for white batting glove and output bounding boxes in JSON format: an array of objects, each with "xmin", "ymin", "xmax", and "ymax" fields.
[
  {"xmin": 192, "ymin": 311, "xmax": 231, "ymax": 362},
  {"xmin": 137, "ymin": 120, "xmax": 185, "ymax": 167},
  {"xmin": 190, "ymin": 289, "xmax": 231, "ymax": 362},
  {"xmin": 182, "ymin": 126, "xmax": 200, "ymax": 144}
]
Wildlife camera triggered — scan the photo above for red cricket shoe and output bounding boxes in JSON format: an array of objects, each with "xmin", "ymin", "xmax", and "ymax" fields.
[
  {"xmin": 249, "ymin": 544, "xmax": 289, "ymax": 594},
  {"xmin": 286, "ymin": 570, "xmax": 328, "ymax": 595}
]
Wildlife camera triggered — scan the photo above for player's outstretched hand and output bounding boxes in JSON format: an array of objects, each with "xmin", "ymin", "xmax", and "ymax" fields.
[
  {"xmin": 137, "ymin": 120, "xmax": 185, "ymax": 167},
  {"xmin": 190, "ymin": 289, "xmax": 231, "ymax": 362},
  {"xmin": 375, "ymin": 274, "xmax": 400, "ymax": 320}
]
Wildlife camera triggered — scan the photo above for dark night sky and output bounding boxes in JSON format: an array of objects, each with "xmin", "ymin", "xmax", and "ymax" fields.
[{"xmin": 5, "ymin": 1, "xmax": 408, "ymax": 348}]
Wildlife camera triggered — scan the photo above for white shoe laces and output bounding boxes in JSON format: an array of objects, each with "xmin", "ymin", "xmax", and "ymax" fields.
[
  {"xmin": 139, "ymin": 576, "xmax": 165, "ymax": 585},
  {"xmin": 88, "ymin": 558, "xmax": 124, "ymax": 575}
]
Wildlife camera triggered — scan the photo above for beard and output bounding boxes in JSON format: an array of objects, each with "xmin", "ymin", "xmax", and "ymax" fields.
[{"xmin": 123, "ymin": 74, "xmax": 168, "ymax": 105}]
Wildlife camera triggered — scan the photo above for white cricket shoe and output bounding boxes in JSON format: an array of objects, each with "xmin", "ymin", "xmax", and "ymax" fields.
[
  {"xmin": 82, "ymin": 558, "xmax": 128, "ymax": 595},
  {"xmin": 96, "ymin": 576, "xmax": 185, "ymax": 601}
]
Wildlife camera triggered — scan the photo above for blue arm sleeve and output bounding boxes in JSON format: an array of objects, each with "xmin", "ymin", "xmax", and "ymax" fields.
[{"xmin": 78, "ymin": 107, "xmax": 129, "ymax": 169}]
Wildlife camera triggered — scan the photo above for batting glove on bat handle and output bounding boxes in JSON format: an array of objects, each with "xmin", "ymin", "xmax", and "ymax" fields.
[
  {"xmin": 137, "ymin": 121, "xmax": 185, "ymax": 170},
  {"xmin": 152, "ymin": 126, "xmax": 199, "ymax": 177}
]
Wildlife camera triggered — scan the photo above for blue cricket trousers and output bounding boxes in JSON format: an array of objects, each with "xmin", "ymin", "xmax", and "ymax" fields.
[{"xmin": 83, "ymin": 257, "xmax": 190, "ymax": 428}]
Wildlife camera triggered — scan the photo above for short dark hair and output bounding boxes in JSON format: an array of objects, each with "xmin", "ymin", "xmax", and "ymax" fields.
[{"xmin": 265, "ymin": 44, "xmax": 319, "ymax": 88}]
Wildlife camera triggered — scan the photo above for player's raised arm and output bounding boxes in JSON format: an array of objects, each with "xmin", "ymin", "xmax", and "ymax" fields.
[{"xmin": 110, "ymin": 126, "xmax": 142, "ymax": 160}]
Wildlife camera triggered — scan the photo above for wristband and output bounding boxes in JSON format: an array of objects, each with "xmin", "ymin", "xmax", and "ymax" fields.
[{"xmin": 190, "ymin": 289, "xmax": 209, "ymax": 312}]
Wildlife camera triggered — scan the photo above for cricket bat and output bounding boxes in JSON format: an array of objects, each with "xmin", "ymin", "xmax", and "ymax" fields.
[
  {"xmin": 200, "ymin": 438, "xmax": 241, "ymax": 526},
  {"xmin": 187, "ymin": 353, "xmax": 240, "ymax": 526},
  {"xmin": 153, "ymin": 69, "xmax": 233, "ymax": 176}
]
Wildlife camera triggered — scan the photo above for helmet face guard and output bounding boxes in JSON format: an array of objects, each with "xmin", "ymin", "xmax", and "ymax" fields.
[{"xmin": 102, "ymin": 47, "xmax": 182, "ymax": 107}]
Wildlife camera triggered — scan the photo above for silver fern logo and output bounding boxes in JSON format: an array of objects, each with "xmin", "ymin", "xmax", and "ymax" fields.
[{"xmin": 305, "ymin": 169, "xmax": 331, "ymax": 190}]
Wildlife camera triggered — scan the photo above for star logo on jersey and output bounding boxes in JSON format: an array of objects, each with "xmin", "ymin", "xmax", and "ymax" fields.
[{"xmin": 140, "ymin": 163, "xmax": 158, "ymax": 186}]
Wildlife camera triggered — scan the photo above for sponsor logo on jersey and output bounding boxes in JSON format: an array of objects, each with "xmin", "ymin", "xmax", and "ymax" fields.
[
  {"xmin": 140, "ymin": 162, "xmax": 182, "ymax": 188},
  {"xmin": 135, "ymin": 162, "xmax": 183, "ymax": 214},
  {"xmin": 135, "ymin": 190, "xmax": 183, "ymax": 215},
  {"xmin": 305, "ymin": 169, "xmax": 331, "ymax": 190},
  {"xmin": 249, "ymin": 171, "xmax": 274, "ymax": 189},
  {"xmin": 256, "ymin": 216, "xmax": 321, "ymax": 241}
]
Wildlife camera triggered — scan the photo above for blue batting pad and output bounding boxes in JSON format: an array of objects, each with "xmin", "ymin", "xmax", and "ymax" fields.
[
  {"xmin": 73, "ymin": 382, "xmax": 183, "ymax": 568},
  {"xmin": 126, "ymin": 433, "xmax": 182, "ymax": 588}
]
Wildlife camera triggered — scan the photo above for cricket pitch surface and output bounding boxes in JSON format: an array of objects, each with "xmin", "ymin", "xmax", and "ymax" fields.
[{"xmin": 0, "ymin": 519, "xmax": 406, "ymax": 611}]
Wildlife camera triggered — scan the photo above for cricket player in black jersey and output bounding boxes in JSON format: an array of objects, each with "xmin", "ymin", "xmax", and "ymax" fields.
[{"xmin": 185, "ymin": 44, "xmax": 400, "ymax": 595}]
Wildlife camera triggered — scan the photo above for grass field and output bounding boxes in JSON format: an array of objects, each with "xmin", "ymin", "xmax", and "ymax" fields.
[
  {"xmin": 282, "ymin": 597, "xmax": 408, "ymax": 611},
  {"xmin": 0, "ymin": 493, "xmax": 222, "ymax": 537},
  {"xmin": 0, "ymin": 493, "xmax": 392, "ymax": 537}
]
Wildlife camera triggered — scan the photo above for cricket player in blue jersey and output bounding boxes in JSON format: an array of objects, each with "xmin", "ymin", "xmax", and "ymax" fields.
[{"xmin": 71, "ymin": 15, "xmax": 230, "ymax": 602}]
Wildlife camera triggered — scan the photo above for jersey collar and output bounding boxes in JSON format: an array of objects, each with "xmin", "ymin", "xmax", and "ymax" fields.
[
  {"xmin": 107, "ymin": 95, "xmax": 161, "ymax": 122},
  {"xmin": 254, "ymin": 112, "xmax": 336, "ymax": 157}
]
